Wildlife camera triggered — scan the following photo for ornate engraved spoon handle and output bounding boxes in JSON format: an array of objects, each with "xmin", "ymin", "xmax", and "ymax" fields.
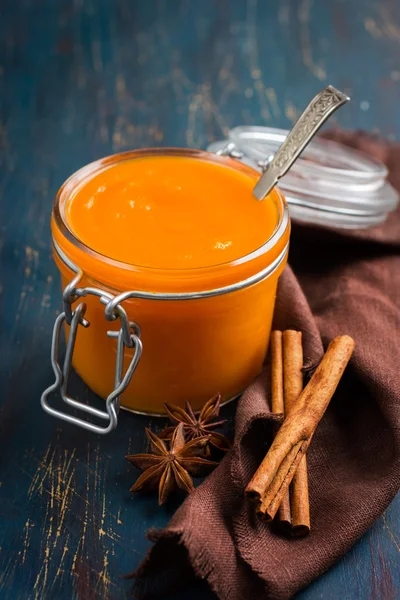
[{"xmin": 253, "ymin": 85, "xmax": 350, "ymax": 201}]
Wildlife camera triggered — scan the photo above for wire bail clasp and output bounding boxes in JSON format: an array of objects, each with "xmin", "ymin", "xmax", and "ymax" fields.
[{"xmin": 41, "ymin": 289, "xmax": 142, "ymax": 434}]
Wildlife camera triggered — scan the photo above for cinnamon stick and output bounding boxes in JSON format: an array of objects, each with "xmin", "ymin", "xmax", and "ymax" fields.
[
  {"xmin": 276, "ymin": 482, "xmax": 292, "ymax": 530},
  {"xmin": 269, "ymin": 331, "xmax": 291, "ymax": 529},
  {"xmin": 245, "ymin": 335, "xmax": 355, "ymax": 522},
  {"xmin": 270, "ymin": 331, "xmax": 284, "ymax": 416},
  {"xmin": 290, "ymin": 457, "xmax": 310, "ymax": 537},
  {"xmin": 283, "ymin": 330, "xmax": 310, "ymax": 537},
  {"xmin": 256, "ymin": 440, "xmax": 308, "ymax": 522}
]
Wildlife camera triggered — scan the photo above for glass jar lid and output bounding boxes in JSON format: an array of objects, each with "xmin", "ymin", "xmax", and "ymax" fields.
[{"xmin": 207, "ymin": 126, "xmax": 399, "ymax": 229}]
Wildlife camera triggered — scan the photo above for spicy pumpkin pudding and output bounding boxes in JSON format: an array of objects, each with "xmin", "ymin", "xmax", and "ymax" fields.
[{"xmin": 64, "ymin": 154, "xmax": 279, "ymax": 270}]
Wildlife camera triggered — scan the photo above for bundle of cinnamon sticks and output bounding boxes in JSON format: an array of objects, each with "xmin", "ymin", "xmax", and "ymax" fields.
[{"xmin": 245, "ymin": 331, "xmax": 355, "ymax": 537}]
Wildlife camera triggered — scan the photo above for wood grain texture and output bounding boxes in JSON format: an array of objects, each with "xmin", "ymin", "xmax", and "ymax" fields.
[{"xmin": 0, "ymin": 1, "xmax": 399, "ymax": 599}]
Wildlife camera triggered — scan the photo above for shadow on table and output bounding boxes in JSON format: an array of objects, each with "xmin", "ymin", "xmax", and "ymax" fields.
[{"xmin": 169, "ymin": 580, "xmax": 218, "ymax": 600}]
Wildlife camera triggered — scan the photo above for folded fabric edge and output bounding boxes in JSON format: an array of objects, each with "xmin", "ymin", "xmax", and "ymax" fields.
[{"xmin": 131, "ymin": 525, "xmax": 230, "ymax": 599}]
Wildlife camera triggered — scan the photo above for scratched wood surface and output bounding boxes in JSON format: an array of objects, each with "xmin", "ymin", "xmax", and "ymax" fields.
[{"xmin": 1, "ymin": 1, "xmax": 400, "ymax": 599}]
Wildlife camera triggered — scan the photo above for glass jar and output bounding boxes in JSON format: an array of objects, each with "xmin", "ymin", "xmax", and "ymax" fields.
[{"xmin": 41, "ymin": 148, "xmax": 290, "ymax": 433}]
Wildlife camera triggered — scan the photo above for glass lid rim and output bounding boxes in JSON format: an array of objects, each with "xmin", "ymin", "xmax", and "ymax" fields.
[
  {"xmin": 281, "ymin": 178, "xmax": 398, "ymax": 209},
  {"xmin": 285, "ymin": 193, "xmax": 393, "ymax": 217}
]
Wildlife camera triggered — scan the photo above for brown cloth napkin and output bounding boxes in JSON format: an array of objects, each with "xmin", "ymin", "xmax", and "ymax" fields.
[{"xmin": 133, "ymin": 132, "xmax": 400, "ymax": 600}]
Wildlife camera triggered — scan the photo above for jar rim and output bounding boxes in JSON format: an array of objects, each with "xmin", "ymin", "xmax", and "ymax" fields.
[{"xmin": 52, "ymin": 148, "xmax": 290, "ymax": 291}]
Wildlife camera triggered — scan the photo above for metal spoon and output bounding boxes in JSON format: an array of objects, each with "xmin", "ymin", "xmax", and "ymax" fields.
[{"xmin": 253, "ymin": 85, "xmax": 350, "ymax": 201}]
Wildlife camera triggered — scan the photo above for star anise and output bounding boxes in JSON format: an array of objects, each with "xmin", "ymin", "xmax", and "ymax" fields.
[
  {"xmin": 159, "ymin": 394, "xmax": 232, "ymax": 453},
  {"xmin": 126, "ymin": 423, "xmax": 218, "ymax": 505}
]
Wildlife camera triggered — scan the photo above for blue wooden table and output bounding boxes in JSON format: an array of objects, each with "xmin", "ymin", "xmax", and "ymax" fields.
[{"xmin": 1, "ymin": 1, "xmax": 399, "ymax": 598}]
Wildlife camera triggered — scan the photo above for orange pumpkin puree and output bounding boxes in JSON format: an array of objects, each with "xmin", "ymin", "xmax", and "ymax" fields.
[{"xmin": 65, "ymin": 155, "xmax": 277, "ymax": 270}]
